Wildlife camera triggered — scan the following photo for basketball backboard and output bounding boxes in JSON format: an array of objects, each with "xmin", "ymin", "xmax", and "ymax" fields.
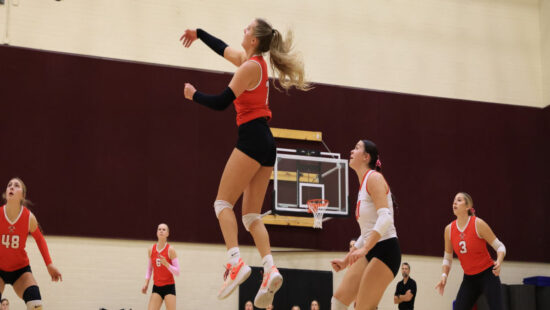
[{"xmin": 272, "ymin": 148, "xmax": 349, "ymax": 217}]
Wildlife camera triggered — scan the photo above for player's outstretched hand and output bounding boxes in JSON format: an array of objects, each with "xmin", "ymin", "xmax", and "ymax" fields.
[
  {"xmin": 331, "ymin": 258, "xmax": 347, "ymax": 272},
  {"xmin": 348, "ymin": 247, "xmax": 367, "ymax": 265},
  {"xmin": 492, "ymin": 260, "xmax": 501, "ymax": 276},
  {"xmin": 47, "ymin": 264, "xmax": 62, "ymax": 282},
  {"xmin": 183, "ymin": 83, "xmax": 196, "ymax": 100},
  {"xmin": 180, "ymin": 29, "xmax": 198, "ymax": 48},
  {"xmin": 435, "ymin": 276, "xmax": 447, "ymax": 296}
]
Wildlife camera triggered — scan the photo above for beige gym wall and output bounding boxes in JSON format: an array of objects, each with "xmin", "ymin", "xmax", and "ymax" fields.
[
  {"xmin": 0, "ymin": 0, "xmax": 545, "ymax": 107},
  {"xmin": 0, "ymin": 237, "xmax": 548, "ymax": 310},
  {"xmin": 542, "ymin": 0, "xmax": 550, "ymax": 106}
]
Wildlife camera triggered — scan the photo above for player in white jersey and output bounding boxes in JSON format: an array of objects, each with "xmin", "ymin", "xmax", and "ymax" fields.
[{"xmin": 330, "ymin": 140, "xmax": 401, "ymax": 310}]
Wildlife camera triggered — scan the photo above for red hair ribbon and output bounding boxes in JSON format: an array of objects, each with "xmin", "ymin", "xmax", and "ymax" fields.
[{"xmin": 376, "ymin": 158, "xmax": 382, "ymax": 168}]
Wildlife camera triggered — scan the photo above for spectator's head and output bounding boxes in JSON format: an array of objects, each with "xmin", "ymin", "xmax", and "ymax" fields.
[
  {"xmin": 401, "ymin": 262, "xmax": 410, "ymax": 278},
  {"xmin": 349, "ymin": 238, "xmax": 356, "ymax": 250},
  {"xmin": 266, "ymin": 304, "xmax": 274, "ymax": 310},
  {"xmin": 1, "ymin": 298, "xmax": 9, "ymax": 310},
  {"xmin": 244, "ymin": 300, "xmax": 253, "ymax": 310},
  {"xmin": 291, "ymin": 306, "xmax": 301, "ymax": 310},
  {"xmin": 310, "ymin": 299, "xmax": 320, "ymax": 310}
]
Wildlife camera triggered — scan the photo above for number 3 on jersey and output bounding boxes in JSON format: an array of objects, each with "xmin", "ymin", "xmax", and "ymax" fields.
[
  {"xmin": 1, "ymin": 234, "xmax": 20, "ymax": 249},
  {"xmin": 458, "ymin": 240, "xmax": 468, "ymax": 254}
]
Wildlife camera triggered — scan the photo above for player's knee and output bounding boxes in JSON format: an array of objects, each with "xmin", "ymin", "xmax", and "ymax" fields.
[
  {"xmin": 242, "ymin": 213, "xmax": 261, "ymax": 231},
  {"xmin": 23, "ymin": 285, "xmax": 42, "ymax": 309},
  {"xmin": 331, "ymin": 296, "xmax": 348, "ymax": 310},
  {"xmin": 214, "ymin": 200, "xmax": 233, "ymax": 218}
]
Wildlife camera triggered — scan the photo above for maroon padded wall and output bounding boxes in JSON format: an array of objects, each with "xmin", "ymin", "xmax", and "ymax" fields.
[{"xmin": 0, "ymin": 45, "xmax": 548, "ymax": 262}]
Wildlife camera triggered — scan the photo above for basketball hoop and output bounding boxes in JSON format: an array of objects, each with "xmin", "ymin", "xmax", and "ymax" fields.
[{"xmin": 307, "ymin": 199, "xmax": 329, "ymax": 229}]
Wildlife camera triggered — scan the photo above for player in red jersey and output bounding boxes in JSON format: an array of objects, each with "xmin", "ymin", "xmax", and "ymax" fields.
[
  {"xmin": 141, "ymin": 223, "xmax": 179, "ymax": 310},
  {"xmin": 179, "ymin": 18, "xmax": 310, "ymax": 308},
  {"xmin": 0, "ymin": 178, "xmax": 62, "ymax": 309},
  {"xmin": 435, "ymin": 192, "xmax": 506, "ymax": 310}
]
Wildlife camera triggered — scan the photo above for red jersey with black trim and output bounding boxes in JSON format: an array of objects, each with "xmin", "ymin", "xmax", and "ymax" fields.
[
  {"xmin": 450, "ymin": 216, "xmax": 494, "ymax": 275},
  {"xmin": 233, "ymin": 55, "xmax": 272, "ymax": 126},
  {"xmin": 0, "ymin": 205, "xmax": 30, "ymax": 271},
  {"xmin": 151, "ymin": 243, "xmax": 175, "ymax": 286}
]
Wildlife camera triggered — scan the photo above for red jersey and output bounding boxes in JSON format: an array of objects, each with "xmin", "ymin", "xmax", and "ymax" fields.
[
  {"xmin": 233, "ymin": 55, "xmax": 272, "ymax": 126},
  {"xmin": 450, "ymin": 216, "xmax": 494, "ymax": 275},
  {"xmin": 151, "ymin": 243, "xmax": 175, "ymax": 286},
  {"xmin": 0, "ymin": 205, "xmax": 31, "ymax": 271}
]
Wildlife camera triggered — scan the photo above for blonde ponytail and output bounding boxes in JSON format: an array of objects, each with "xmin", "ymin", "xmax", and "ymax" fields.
[{"xmin": 254, "ymin": 18, "xmax": 311, "ymax": 91}]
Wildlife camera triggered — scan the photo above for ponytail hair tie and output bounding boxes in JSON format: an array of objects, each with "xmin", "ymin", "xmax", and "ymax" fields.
[
  {"xmin": 375, "ymin": 159, "xmax": 382, "ymax": 168},
  {"xmin": 470, "ymin": 207, "xmax": 475, "ymax": 215}
]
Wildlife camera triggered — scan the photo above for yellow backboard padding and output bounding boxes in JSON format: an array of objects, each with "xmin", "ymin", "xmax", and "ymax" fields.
[
  {"xmin": 270, "ymin": 171, "xmax": 319, "ymax": 183},
  {"xmin": 271, "ymin": 128, "xmax": 322, "ymax": 142},
  {"xmin": 262, "ymin": 214, "xmax": 314, "ymax": 227}
]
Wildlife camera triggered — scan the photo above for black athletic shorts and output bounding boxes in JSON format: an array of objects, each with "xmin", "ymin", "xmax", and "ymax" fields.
[
  {"xmin": 152, "ymin": 284, "xmax": 176, "ymax": 299},
  {"xmin": 0, "ymin": 265, "xmax": 32, "ymax": 285},
  {"xmin": 365, "ymin": 237, "xmax": 401, "ymax": 277},
  {"xmin": 236, "ymin": 117, "xmax": 276, "ymax": 167},
  {"xmin": 455, "ymin": 266, "xmax": 503, "ymax": 310}
]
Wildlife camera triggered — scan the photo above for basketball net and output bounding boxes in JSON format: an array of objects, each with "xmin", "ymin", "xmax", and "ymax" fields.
[{"xmin": 307, "ymin": 199, "xmax": 329, "ymax": 229}]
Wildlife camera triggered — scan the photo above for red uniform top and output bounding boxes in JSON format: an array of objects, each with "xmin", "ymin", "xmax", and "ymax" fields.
[
  {"xmin": 450, "ymin": 216, "xmax": 494, "ymax": 275},
  {"xmin": 0, "ymin": 205, "xmax": 31, "ymax": 271},
  {"xmin": 151, "ymin": 243, "xmax": 175, "ymax": 286},
  {"xmin": 233, "ymin": 55, "xmax": 272, "ymax": 126}
]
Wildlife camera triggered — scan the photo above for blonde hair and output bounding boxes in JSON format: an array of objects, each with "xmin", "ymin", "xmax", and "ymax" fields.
[
  {"xmin": 458, "ymin": 192, "xmax": 474, "ymax": 215},
  {"xmin": 254, "ymin": 18, "xmax": 311, "ymax": 91}
]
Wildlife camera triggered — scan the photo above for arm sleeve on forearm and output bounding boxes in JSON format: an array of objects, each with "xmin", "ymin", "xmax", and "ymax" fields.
[
  {"xmin": 167, "ymin": 258, "xmax": 180, "ymax": 276},
  {"xmin": 197, "ymin": 28, "xmax": 228, "ymax": 57},
  {"xmin": 31, "ymin": 228, "xmax": 52, "ymax": 266},
  {"xmin": 354, "ymin": 235, "xmax": 365, "ymax": 249},
  {"xmin": 192, "ymin": 86, "xmax": 236, "ymax": 111},
  {"xmin": 145, "ymin": 259, "xmax": 153, "ymax": 279}
]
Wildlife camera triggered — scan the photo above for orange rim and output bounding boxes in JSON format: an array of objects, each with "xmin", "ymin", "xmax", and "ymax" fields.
[{"xmin": 307, "ymin": 199, "xmax": 329, "ymax": 213}]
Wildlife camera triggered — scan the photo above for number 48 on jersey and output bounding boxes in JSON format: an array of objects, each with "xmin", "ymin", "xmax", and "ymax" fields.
[{"xmin": 1, "ymin": 234, "xmax": 20, "ymax": 249}]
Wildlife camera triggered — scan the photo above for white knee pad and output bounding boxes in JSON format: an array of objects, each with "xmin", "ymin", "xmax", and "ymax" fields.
[
  {"xmin": 26, "ymin": 300, "xmax": 43, "ymax": 309},
  {"xmin": 242, "ymin": 213, "xmax": 261, "ymax": 231},
  {"xmin": 331, "ymin": 296, "xmax": 348, "ymax": 310},
  {"xmin": 214, "ymin": 200, "xmax": 233, "ymax": 218}
]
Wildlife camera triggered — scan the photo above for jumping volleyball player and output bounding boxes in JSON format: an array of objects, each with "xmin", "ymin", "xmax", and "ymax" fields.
[
  {"xmin": 435, "ymin": 193, "xmax": 506, "ymax": 310},
  {"xmin": 180, "ymin": 18, "xmax": 310, "ymax": 308},
  {"xmin": 0, "ymin": 178, "xmax": 62, "ymax": 309},
  {"xmin": 141, "ymin": 223, "xmax": 179, "ymax": 310}
]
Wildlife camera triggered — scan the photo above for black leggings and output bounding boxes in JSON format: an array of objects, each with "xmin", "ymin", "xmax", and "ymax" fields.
[{"xmin": 455, "ymin": 266, "xmax": 503, "ymax": 310}]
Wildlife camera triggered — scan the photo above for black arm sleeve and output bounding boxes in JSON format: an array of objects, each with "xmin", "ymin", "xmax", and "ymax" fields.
[
  {"xmin": 192, "ymin": 87, "xmax": 236, "ymax": 111},
  {"xmin": 196, "ymin": 28, "xmax": 228, "ymax": 57}
]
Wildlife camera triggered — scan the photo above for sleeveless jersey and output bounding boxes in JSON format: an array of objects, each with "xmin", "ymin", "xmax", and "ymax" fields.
[
  {"xmin": 0, "ymin": 205, "xmax": 30, "ymax": 271},
  {"xmin": 151, "ymin": 243, "xmax": 175, "ymax": 286},
  {"xmin": 450, "ymin": 216, "xmax": 494, "ymax": 275},
  {"xmin": 355, "ymin": 170, "xmax": 397, "ymax": 242},
  {"xmin": 233, "ymin": 55, "xmax": 272, "ymax": 126}
]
